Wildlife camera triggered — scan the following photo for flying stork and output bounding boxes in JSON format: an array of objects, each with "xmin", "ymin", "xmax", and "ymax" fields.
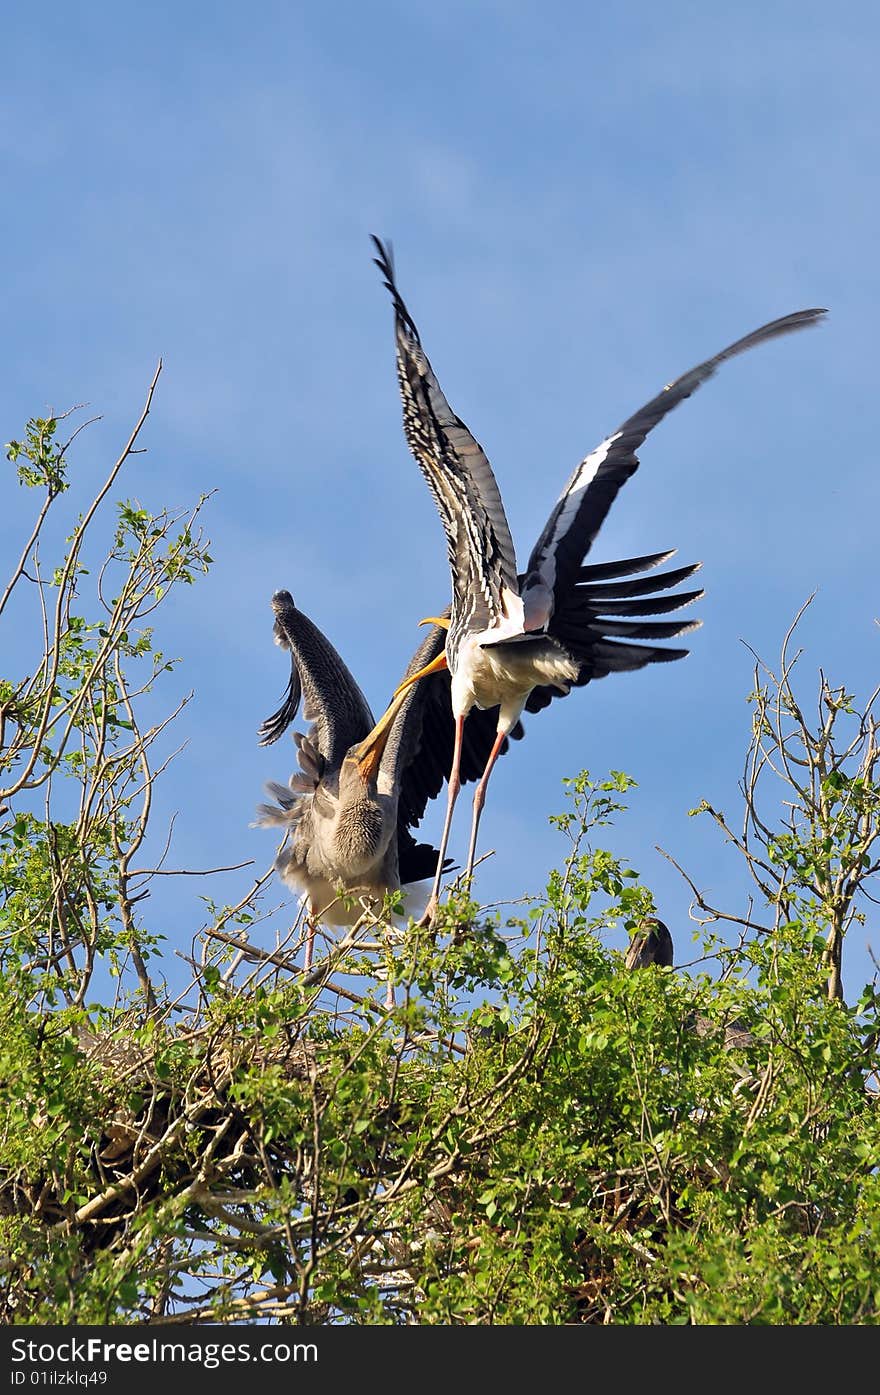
[{"xmin": 372, "ymin": 235, "xmax": 826, "ymax": 923}]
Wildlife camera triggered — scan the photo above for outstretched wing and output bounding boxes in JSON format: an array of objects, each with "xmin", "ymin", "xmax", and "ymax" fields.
[
  {"xmin": 257, "ymin": 590, "xmax": 375, "ymax": 769},
  {"xmin": 521, "ymin": 308, "xmax": 827, "ymax": 622},
  {"xmin": 372, "ymin": 236, "xmax": 520, "ymax": 636}
]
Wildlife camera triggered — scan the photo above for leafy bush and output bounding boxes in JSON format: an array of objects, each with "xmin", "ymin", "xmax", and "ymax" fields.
[{"xmin": 1, "ymin": 390, "xmax": 878, "ymax": 1324}]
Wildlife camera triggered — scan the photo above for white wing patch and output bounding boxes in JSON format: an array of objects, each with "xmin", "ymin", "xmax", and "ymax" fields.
[{"xmin": 529, "ymin": 429, "xmax": 622, "ymax": 594}]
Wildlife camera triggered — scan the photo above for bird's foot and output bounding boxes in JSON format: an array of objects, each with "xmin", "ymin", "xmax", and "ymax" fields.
[{"xmin": 416, "ymin": 897, "xmax": 438, "ymax": 930}]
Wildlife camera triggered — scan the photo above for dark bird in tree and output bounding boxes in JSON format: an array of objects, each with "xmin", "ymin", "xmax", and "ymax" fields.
[
  {"xmin": 373, "ymin": 235, "xmax": 826, "ymax": 922},
  {"xmin": 624, "ymin": 917, "xmax": 675, "ymax": 971},
  {"xmin": 624, "ymin": 916, "xmax": 755, "ymax": 1053},
  {"xmin": 255, "ymin": 590, "xmax": 524, "ymax": 973}
]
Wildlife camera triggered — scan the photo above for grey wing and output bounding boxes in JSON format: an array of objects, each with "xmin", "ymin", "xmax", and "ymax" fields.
[
  {"xmin": 522, "ymin": 308, "xmax": 827, "ymax": 618},
  {"xmin": 256, "ymin": 590, "xmax": 375, "ymax": 768},
  {"xmin": 372, "ymin": 236, "xmax": 520, "ymax": 632}
]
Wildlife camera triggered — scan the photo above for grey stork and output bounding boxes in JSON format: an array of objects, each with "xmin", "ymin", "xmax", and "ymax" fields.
[
  {"xmin": 372, "ymin": 236, "xmax": 826, "ymax": 922},
  {"xmin": 255, "ymin": 589, "xmax": 524, "ymax": 973}
]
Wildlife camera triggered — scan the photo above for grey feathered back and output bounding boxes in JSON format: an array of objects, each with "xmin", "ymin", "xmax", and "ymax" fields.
[{"xmin": 255, "ymin": 594, "xmax": 529, "ymax": 882}]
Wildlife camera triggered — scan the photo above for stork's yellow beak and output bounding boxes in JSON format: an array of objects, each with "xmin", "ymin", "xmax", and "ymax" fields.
[
  {"xmin": 391, "ymin": 649, "xmax": 449, "ymax": 700},
  {"xmin": 352, "ymin": 627, "xmax": 452, "ymax": 781},
  {"xmin": 350, "ymin": 685, "xmax": 412, "ymax": 783}
]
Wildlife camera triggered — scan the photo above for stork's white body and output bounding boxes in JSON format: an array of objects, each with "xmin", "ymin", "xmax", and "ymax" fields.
[{"xmin": 451, "ymin": 628, "xmax": 580, "ymax": 735}]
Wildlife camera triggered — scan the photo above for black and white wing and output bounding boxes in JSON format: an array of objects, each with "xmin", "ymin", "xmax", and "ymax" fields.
[
  {"xmin": 257, "ymin": 590, "xmax": 375, "ymax": 769},
  {"xmin": 521, "ymin": 308, "xmax": 827, "ymax": 622},
  {"xmin": 372, "ymin": 236, "xmax": 520, "ymax": 634}
]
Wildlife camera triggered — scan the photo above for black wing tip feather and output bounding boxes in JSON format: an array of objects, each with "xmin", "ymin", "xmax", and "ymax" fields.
[
  {"xmin": 397, "ymin": 827, "xmax": 456, "ymax": 886},
  {"xmin": 257, "ymin": 671, "xmax": 301, "ymax": 747},
  {"xmin": 674, "ymin": 305, "xmax": 828, "ymax": 400},
  {"xmin": 621, "ymin": 642, "xmax": 694, "ymax": 666},
  {"xmin": 585, "ymin": 616, "xmax": 703, "ymax": 642},
  {"xmin": 370, "ymin": 233, "xmax": 424, "ymax": 346},
  {"xmin": 370, "ymin": 232, "xmax": 393, "ymax": 274},
  {"xmin": 258, "ymin": 591, "xmax": 304, "ymax": 746},
  {"xmin": 766, "ymin": 306, "xmax": 827, "ymax": 333},
  {"xmin": 577, "ymin": 553, "xmax": 703, "ymax": 592},
  {"xmin": 576, "ymin": 587, "xmax": 704, "ymax": 621},
  {"xmin": 370, "ymin": 232, "xmax": 396, "ymax": 294},
  {"xmin": 714, "ymin": 305, "xmax": 827, "ymax": 367},
  {"xmin": 577, "ymin": 550, "xmax": 679, "ymax": 583}
]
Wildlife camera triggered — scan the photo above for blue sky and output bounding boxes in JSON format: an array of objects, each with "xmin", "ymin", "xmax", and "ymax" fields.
[{"xmin": 2, "ymin": 2, "xmax": 877, "ymax": 1001}]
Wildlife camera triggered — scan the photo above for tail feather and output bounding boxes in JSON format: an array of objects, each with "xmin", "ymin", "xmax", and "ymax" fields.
[
  {"xmin": 583, "ymin": 638, "xmax": 693, "ymax": 674},
  {"xmin": 524, "ymin": 637, "xmax": 692, "ymax": 715}
]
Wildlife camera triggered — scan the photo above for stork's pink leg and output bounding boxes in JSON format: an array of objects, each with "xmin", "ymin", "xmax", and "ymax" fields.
[
  {"xmin": 418, "ymin": 713, "xmax": 465, "ymax": 927},
  {"xmin": 464, "ymin": 726, "xmax": 508, "ymax": 887}
]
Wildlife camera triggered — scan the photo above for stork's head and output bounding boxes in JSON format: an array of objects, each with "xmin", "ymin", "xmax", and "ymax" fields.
[{"xmin": 345, "ymin": 626, "xmax": 449, "ymax": 787}]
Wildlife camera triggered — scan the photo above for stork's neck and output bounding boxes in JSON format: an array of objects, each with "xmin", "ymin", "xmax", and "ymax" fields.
[{"xmin": 328, "ymin": 759, "xmax": 392, "ymax": 878}]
